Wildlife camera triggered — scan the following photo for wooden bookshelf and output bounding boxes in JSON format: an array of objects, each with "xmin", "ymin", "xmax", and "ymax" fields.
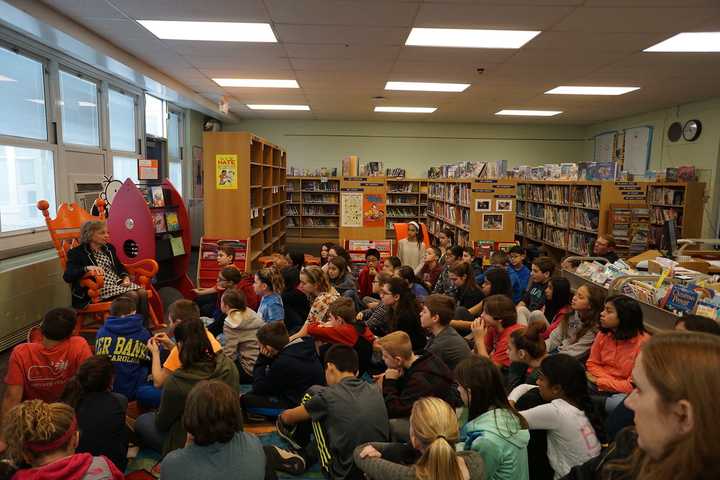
[
  {"xmin": 385, "ymin": 178, "xmax": 428, "ymax": 239},
  {"xmin": 427, "ymin": 178, "xmax": 517, "ymax": 247},
  {"xmin": 203, "ymin": 132, "xmax": 286, "ymax": 269},
  {"xmin": 515, "ymin": 180, "xmax": 705, "ymax": 260},
  {"xmin": 647, "ymin": 182, "xmax": 705, "ymax": 247},
  {"xmin": 608, "ymin": 204, "xmax": 650, "ymax": 257},
  {"xmin": 286, "ymin": 176, "xmax": 340, "ymax": 241}
]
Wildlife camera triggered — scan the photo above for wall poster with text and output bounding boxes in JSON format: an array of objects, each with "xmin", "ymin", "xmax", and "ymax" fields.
[
  {"xmin": 340, "ymin": 191, "xmax": 363, "ymax": 227},
  {"xmin": 363, "ymin": 193, "xmax": 386, "ymax": 228},
  {"xmin": 215, "ymin": 154, "xmax": 237, "ymax": 190}
]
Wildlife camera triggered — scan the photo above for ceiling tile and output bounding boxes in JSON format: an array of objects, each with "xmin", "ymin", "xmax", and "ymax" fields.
[
  {"xmin": 396, "ymin": 47, "xmax": 516, "ymax": 64},
  {"xmin": 266, "ymin": 0, "xmax": 419, "ymax": 26},
  {"xmin": 275, "ymin": 25, "xmax": 408, "ymax": 46},
  {"xmin": 186, "ymin": 55, "xmax": 292, "ymax": 70},
  {"xmin": 284, "ymin": 44, "xmax": 400, "ymax": 60},
  {"xmin": 41, "ymin": 0, "xmax": 126, "ymax": 19},
  {"xmin": 414, "ymin": 4, "xmax": 575, "ymax": 29},
  {"xmin": 107, "ymin": 0, "xmax": 270, "ymax": 21},
  {"xmin": 552, "ymin": 7, "xmax": 719, "ymax": 33},
  {"xmin": 164, "ymin": 42, "xmax": 287, "ymax": 58},
  {"xmin": 291, "ymin": 58, "xmax": 394, "ymax": 73}
]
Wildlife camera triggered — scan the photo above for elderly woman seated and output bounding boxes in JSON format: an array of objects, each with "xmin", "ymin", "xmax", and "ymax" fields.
[{"xmin": 63, "ymin": 220, "xmax": 149, "ymax": 322}]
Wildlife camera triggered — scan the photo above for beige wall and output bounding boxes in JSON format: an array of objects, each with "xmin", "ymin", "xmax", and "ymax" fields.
[
  {"xmin": 228, "ymin": 119, "xmax": 587, "ymax": 177},
  {"xmin": 584, "ymin": 97, "xmax": 720, "ymax": 237}
]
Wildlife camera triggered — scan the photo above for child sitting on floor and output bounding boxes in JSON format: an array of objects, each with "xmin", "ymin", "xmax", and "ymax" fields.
[
  {"xmin": 221, "ymin": 289, "xmax": 264, "ymax": 384},
  {"xmin": 241, "ymin": 321, "xmax": 325, "ymax": 417}
]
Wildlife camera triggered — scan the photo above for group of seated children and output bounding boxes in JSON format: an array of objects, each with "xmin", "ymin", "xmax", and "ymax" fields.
[{"xmin": 2, "ymin": 237, "xmax": 720, "ymax": 480}]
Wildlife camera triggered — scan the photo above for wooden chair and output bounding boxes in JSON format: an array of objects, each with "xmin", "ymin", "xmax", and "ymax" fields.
[
  {"xmin": 393, "ymin": 222, "xmax": 431, "ymax": 251},
  {"xmin": 37, "ymin": 199, "xmax": 162, "ymax": 333}
]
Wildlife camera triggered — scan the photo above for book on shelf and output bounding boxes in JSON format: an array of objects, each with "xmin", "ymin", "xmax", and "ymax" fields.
[
  {"xmin": 165, "ymin": 211, "xmax": 180, "ymax": 232},
  {"xmin": 665, "ymin": 167, "xmax": 678, "ymax": 182},
  {"xmin": 303, "ymin": 181, "xmax": 339, "ymax": 192},
  {"xmin": 544, "ymin": 206, "xmax": 568, "ymax": 228},
  {"xmin": 152, "ymin": 212, "xmax": 166, "ymax": 233},
  {"xmin": 570, "ymin": 208, "xmax": 599, "ymax": 230},
  {"xmin": 151, "ymin": 186, "xmax": 165, "ymax": 207},
  {"xmin": 359, "ymin": 161, "xmax": 383, "ymax": 177},
  {"xmin": 386, "ymin": 168, "xmax": 406, "ymax": 177},
  {"xmin": 677, "ymin": 165, "xmax": 696, "ymax": 181},
  {"xmin": 342, "ymin": 155, "xmax": 359, "ymax": 177},
  {"xmin": 288, "ymin": 166, "xmax": 338, "ymax": 177},
  {"xmin": 544, "ymin": 185, "xmax": 571, "ymax": 204},
  {"xmin": 304, "ymin": 194, "xmax": 339, "ymax": 203},
  {"xmin": 572, "ymin": 185, "xmax": 601, "ymax": 208},
  {"xmin": 170, "ymin": 236, "xmax": 185, "ymax": 256},
  {"xmin": 388, "ymin": 183, "xmax": 417, "ymax": 193}
]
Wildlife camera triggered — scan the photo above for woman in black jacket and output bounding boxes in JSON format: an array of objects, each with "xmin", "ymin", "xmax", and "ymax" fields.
[{"xmin": 63, "ymin": 220, "xmax": 148, "ymax": 319}]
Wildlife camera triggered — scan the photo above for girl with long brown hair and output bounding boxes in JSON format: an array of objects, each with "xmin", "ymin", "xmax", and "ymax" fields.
[
  {"xmin": 299, "ymin": 266, "xmax": 340, "ymax": 324},
  {"xmin": 354, "ymin": 397, "xmax": 484, "ymax": 480},
  {"xmin": 545, "ymin": 284, "xmax": 605, "ymax": 360}
]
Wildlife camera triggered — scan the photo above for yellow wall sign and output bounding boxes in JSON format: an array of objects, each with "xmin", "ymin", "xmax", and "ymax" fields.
[{"xmin": 215, "ymin": 154, "xmax": 238, "ymax": 190}]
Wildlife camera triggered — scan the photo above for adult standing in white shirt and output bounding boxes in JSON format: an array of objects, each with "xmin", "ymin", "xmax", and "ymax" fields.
[{"xmin": 509, "ymin": 354, "xmax": 600, "ymax": 479}]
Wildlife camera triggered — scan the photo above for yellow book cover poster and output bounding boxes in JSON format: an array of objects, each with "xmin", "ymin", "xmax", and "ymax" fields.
[{"xmin": 216, "ymin": 154, "xmax": 238, "ymax": 190}]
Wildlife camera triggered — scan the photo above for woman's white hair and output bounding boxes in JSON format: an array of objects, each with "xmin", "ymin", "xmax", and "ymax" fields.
[{"xmin": 80, "ymin": 220, "xmax": 106, "ymax": 245}]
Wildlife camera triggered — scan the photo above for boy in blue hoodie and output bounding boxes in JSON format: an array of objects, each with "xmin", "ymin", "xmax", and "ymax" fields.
[
  {"xmin": 507, "ymin": 246, "xmax": 531, "ymax": 304},
  {"xmin": 95, "ymin": 296, "xmax": 159, "ymax": 406}
]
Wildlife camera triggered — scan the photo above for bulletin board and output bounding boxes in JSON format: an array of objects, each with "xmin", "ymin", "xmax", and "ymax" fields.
[{"xmin": 470, "ymin": 179, "xmax": 517, "ymax": 243}]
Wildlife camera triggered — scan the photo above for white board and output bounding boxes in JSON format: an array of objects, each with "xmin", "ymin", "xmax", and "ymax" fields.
[
  {"xmin": 623, "ymin": 126, "xmax": 652, "ymax": 175},
  {"xmin": 594, "ymin": 132, "xmax": 616, "ymax": 163}
]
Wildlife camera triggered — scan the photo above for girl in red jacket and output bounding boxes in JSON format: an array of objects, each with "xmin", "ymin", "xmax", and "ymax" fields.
[{"xmin": 586, "ymin": 295, "xmax": 650, "ymax": 412}]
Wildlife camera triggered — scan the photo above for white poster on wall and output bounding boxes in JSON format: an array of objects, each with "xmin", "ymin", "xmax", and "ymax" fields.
[
  {"xmin": 594, "ymin": 132, "xmax": 616, "ymax": 163},
  {"xmin": 340, "ymin": 191, "xmax": 363, "ymax": 227},
  {"xmin": 623, "ymin": 126, "xmax": 652, "ymax": 175}
]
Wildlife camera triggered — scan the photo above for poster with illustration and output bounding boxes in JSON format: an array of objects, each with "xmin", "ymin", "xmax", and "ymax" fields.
[
  {"xmin": 215, "ymin": 154, "xmax": 238, "ymax": 190},
  {"xmin": 363, "ymin": 193, "xmax": 386, "ymax": 228},
  {"xmin": 496, "ymin": 199, "xmax": 513, "ymax": 212},
  {"xmin": 340, "ymin": 192, "xmax": 363, "ymax": 227}
]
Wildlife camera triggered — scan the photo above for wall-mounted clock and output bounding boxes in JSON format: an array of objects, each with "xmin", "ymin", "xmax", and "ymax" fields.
[
  {"xmin": 667, "ymin": 121, "xmax": 682, "ymax": 142},
  {"xmin": 682, "ymin": 119, "xmax": 702, "ymax": 142}
]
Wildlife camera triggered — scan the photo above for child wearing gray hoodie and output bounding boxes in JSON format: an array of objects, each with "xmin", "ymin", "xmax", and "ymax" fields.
[{"xmin": 221, "ymin": 289, "xmax": 265, "ymax": 383}]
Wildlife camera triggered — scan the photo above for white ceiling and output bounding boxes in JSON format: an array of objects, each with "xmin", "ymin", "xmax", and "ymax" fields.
[{"xmin": 40, "ymin": 0, "xmax": 720, "ymax": 124}]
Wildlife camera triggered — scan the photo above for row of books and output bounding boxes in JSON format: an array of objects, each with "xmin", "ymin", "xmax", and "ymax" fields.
[
  {"xmin": 427, "ymin": 160, "xmax": 507, "ymax": 179},
  {"xmin": 545, "ymin": 185, "xmax": 571, "ymax": 204},
  {"xmin": 387, "ymin": 182, "xmax": 419, "ymax": 193},
  {"xmin": 285, "ymin": 205, "xmax": 300, "ymax": 216},
  {"xmin": 386, "ymin": 168, "xmax": 406, "ymax": 177},
  {"xmin": 544, "ymin": 206, "xmax": 569, "ymax": 228},
  {"xmin": 139, "ymin": 185, "xmax": 171, "ymax": 208},
  {"xmin": 304, "ymin": 194, "xmax": 339, "ymax": 203},
  {"xmin": 302, "ymin": 218, "xmax": 338, "ymax": 227},
  {"xmin": 302, "ymin": 181, "xmax": 339, "ymax": 192},
  {"xmin": 650, "ymin": 207, "xmax": 682, "ymax": 224},
  {"xmin": 288, "ymin": 166, "xmax": 338, "ymax": 177},
  {"xmin": 527, "ymin": 203, "xmax": 544, "ymax": 221},
  {"xmin": 387, "ymin": 207, "xmax": 419, "ymax": 218},
  {"xmin": 510, "ymin": 162, "xmax": 617, "ymax": 181},
  {"xmin": 428, "ymin": 183, "xmax": 471, "ymax": 205},
  {"xmin": 303, "ymin": 206, "xmax": 338, "ymax": 216},
  {"xmin": 387, "ymin": 195, "xmax": 419, "ymax": 205},
  {"xmin": 543, "ymin": 226, "xmax": 568, "ymax": 249},
  {"xmin": 523, "ymin": 220, "xmax": 543, "ymax": 240},
  {"xmin": 572, "ymin": 186, "xmax": 601, "ymax": 208},
  {"xmin": 152, "ymin": 211, "xmax": 180, "ymax": 233},
  {"xmin": 568, "ymin": 231, "xmax": 596, "ymax": 255},
  {"xmin": 648, "ymin": 187, "xmax": 684, "ymax": 205},
  {"xmin": 570, "ymin": 208, "xmax": 600, "ymax": 231}
]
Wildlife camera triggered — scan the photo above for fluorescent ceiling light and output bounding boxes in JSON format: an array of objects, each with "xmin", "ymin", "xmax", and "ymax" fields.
[
  {"xmin": 78, "ymin": 101, "xmax": 96, "ymax": 107},
  {"xmin": 374, "ymin": 106, "xmax": 437, "ymax": 113},
  {"xmin": 213, "ymin": 78, "xmax": 299, "ymax": 88},
  {"xmin": 496, "ymin": 109, "xmax": 562, "ymax": 117},
  {"xmin": 0, "ymin": 75, "xmax": 16, "ymax": 82},
  {"xmin": 644, "ymin": 32, "xmax": 720, "ymax": 52},
  {"xmin": 385, "ymin": 81, "xmax": 470, "ymax": 92},
  {"xmin": 545, "ymin": 86, "xmax": 640, "ymax": 95},
  {"xmin": 138, "ymin": 20, "xmax": 277, "ymax": 42},
  {"xmin": 247, "ymin": 104, "xmax": 310, "ymax": 111},
  {"xmin": 406, "ymin": 27, "xmax": 540, "ymax": 49}
]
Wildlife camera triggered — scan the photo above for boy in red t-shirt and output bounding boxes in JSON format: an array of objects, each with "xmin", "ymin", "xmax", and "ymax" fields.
[
  {"xmin": 358, "ymin": 248, "xmax": 381, "ymax": 300},
  {"xmin": 293, "ymin": 297, "xmax": 375, "ymax": 347},
  {"xmin": 1, "ymin": 307, "xmax": 92, "ymax": 445}
]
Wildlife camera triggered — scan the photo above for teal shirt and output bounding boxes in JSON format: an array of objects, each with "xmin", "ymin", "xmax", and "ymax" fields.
[{"xmin": 459, "ymin": 408, "xmax": 530, "ymax": 480}]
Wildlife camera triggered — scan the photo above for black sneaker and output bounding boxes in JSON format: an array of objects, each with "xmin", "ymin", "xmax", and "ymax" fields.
[
  {"xmin": 276, "ymin": 416, "xmax": 301, "ymax": 450},
  {"xmin": 263, "ymin": 445, "xmax": 306, "ymax": 475}
]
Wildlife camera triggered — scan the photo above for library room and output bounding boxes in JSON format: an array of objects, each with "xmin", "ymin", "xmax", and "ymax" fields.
[{"xmin": 1, "ymin": 1, "xmax": 720, "ymax": 479}]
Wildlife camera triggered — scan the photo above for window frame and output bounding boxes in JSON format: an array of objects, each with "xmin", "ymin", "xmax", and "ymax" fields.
[{"xmin": 56, "ymin": 66, "xmax": 102, "ymax": 150}]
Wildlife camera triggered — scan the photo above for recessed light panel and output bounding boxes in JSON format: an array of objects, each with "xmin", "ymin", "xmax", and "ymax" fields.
[
  {"xmin": 213, "ymin": 79, "xmax": 299, "ymax": 88},
  {"xmin": 138, "ymin": 20, "xmax": 277, "ymax": 42},
  {"xmin": 405, "ymin": 28, "xmax": 540, "ymax": 49},
  {"xmin": 247, "ymin": 104, "xmax": 310, "ymax": 111},
  {"xmin": 545, "ymin": 86, "xmax": 640, "ymax": 95},
  {"xmin": 374, "ymin": 106, "xmax": 437, "ymax": 113},
  {"xmin": 385, "ymin": 81, "xmax": 470, "ymax": 92},
  {"xmin": 645, "ymin": 32, "xmax": 720, "ymax": 52},
  {"xmin": 496, "ymin": 109, "xmax": 562, "ymax": 116}
]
